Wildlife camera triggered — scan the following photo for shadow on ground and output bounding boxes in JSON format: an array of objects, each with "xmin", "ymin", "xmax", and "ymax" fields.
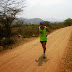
[{"xmin": 35, "ymin": 55, "xmax": 49, "ymax": 66}]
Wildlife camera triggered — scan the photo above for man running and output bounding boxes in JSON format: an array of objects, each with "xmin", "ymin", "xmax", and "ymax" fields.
[{"xmin": 37, "ymin": 21, "xmax": 50, "ymax": 58}]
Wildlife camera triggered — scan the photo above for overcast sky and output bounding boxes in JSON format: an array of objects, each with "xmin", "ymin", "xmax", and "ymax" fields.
[{"xmin": 17, "ymin": 0, "xmax": 72, "ymax": 20}]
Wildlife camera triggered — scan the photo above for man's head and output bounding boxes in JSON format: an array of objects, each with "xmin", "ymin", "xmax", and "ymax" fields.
[{"xmin": 40, "ymin": 21, "xmax": 44, "ymax": 27}]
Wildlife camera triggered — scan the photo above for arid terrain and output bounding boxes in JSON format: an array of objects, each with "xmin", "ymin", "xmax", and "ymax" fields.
[{"xmin": 0, "ymin": 26, "xmax": 72, "ymax": 72}]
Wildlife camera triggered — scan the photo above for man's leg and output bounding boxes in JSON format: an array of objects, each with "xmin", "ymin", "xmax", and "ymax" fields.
[
  {"xmin": 42, "ymin": 42, "xmax": 46, "ymax": 53},
  {"xmin": 41, "ymin": 42, "xmax": 46, "ymax": 58}
]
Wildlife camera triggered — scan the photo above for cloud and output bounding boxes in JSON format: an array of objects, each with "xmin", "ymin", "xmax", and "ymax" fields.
[
  {"xmin": 29, "ymin": 0, "xmax": 65, "ymax": 7},
  {"xmin": 17, "ymin": 0, "xmax": 72, "ymax": 19}
]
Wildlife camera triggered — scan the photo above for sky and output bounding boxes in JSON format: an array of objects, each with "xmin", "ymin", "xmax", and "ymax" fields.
[{"xmin": 17, "ymin": 0, "xmax": 72, "ymax": 20}]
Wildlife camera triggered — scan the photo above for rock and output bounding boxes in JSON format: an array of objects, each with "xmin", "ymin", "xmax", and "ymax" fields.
[
  {"xmin": 33, "ymin": 34, "xmax": 35, "ymax": 37},
  {"xmin": 0, "ymin": 46, "xmax": 3, "ymax": 51}
]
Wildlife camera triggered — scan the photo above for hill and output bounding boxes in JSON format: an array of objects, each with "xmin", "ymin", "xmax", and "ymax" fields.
[{"xmin": 13, "ymin": 18, "xmax": 43, "ymax": 24}]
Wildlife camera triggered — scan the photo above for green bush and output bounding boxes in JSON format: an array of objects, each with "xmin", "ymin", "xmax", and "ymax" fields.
[{"xmin": 64, "ymin": 18, "xmax": 72, "ymax": 26}]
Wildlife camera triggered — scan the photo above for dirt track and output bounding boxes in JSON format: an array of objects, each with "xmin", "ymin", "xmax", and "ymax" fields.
[{"xmin": 0, "ymin": 26, "xmax": 72, "ymax": 72}]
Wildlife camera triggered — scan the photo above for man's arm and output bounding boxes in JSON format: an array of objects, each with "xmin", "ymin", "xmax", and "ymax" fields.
[
  {"xmin": 37, "ymin": 27, "xmax": 39, "ymax": 35},
  {"xmin": 46, "ymin": 27, "xmax": 50, "ymax": 32},
  {"xmin": 37, "ymin": 27, "xmax": 42, "ymax": 35},
  {"xmin": 46, "ymin": 27, "xmax": 50, "ymax": 37}
]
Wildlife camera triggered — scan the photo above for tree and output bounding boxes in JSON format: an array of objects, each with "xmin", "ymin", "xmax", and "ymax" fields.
[
  {"xmin": 0, "ymin": 0, "xmax": 25, "ymax": 38},
  {"xmin": 64, "ymin": 18, "xmax": 72, "ymax": 26}
]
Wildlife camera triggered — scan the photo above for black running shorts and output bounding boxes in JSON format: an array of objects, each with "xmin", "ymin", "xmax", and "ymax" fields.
[{"xmin": 40, "ymin": 41, "xmax": 47, "ymax": 43}]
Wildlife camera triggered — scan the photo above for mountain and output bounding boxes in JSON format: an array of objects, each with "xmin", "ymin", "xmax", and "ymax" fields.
[
  {"xmin": 17, "ymin": 18, "xmax": 43, "ymax": 24},
  {"xmin": 25, "ymin": 18, "xmax": 43, "ymax": 24},
  {"xmin": 13, "ymin": 17, "xmax": 64, "ymax": 25}
]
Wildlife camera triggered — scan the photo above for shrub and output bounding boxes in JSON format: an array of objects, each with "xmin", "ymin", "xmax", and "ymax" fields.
[{"xmin": 1, "ymin": 37, "xmax": 15, "ymax": 46}]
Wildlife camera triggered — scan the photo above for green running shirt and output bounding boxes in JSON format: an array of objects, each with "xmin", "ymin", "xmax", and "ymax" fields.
[{"xmin": 39, "ymin": 26, "xmax": 47, "ymax": 41}]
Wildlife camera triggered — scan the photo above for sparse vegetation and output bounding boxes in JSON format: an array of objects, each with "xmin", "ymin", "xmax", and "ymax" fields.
[
  {"xmin": 0, "ymin": 0, "xmax": 25, "ymax": 50},
  {"xmin": 0, "ymin": 17, "xmax": 72, "ymax": 51},
  {"xmin": 0, "ymin": 1, "xmax": 72, "ymax": 51}
]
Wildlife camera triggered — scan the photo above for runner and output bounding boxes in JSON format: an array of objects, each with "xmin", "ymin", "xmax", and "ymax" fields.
[{"xmin": 37, "ymin": 21, "xmax": 50, "ymax": 58}]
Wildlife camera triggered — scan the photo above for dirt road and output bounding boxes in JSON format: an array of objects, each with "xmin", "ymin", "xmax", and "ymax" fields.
[{"xmin": 0, "ymin": 26, "xmax": 72, "ymax": 72}]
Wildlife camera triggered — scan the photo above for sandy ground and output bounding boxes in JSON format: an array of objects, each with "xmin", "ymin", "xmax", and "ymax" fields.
[
  {"xmin": 59, "ymin": 30, "xmax": 72, "ymax": 72},
  {"xmin": 0, "ymin": 26, "xmax": 72, "ymax": 72}
]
